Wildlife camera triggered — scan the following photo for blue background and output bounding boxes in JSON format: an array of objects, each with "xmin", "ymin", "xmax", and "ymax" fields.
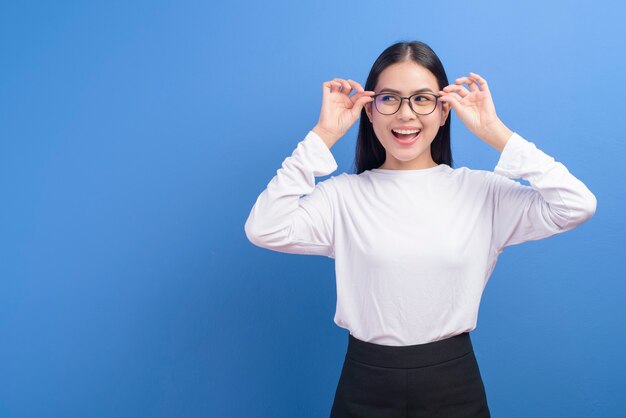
[{"xmin": 1, "ymin": 1, "xmax": 624, "ymax": 417}]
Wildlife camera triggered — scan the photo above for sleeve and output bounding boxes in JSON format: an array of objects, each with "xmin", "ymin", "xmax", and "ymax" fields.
[
  {"xmin": 489, "ymin": 132, "xmax": 597, "ymax": 253},
  {"xmin": 244, "ymin": 130, "xmax": 338, "ymax": 258}
]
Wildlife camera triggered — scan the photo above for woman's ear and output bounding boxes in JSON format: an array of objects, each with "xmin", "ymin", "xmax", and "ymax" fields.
[
  {"xmin": 365, "ymin": 102, "xmax": 373, "ymax": 123},
  {"xmin": 440, "ymin": 101, "xmax": 450, "ymax": 127}
]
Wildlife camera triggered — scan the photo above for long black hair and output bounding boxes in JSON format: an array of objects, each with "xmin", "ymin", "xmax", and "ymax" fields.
[{"xmin": 353, "ymin": 41, "xmax": 453, "ymax": 174}]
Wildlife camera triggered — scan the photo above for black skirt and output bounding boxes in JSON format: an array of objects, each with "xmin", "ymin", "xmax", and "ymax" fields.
[{"xmin": 330, "ymin": 332, "xmax": 491, "ymax": 418}]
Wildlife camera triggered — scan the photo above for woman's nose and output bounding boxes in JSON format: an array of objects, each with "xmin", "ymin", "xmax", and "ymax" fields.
[{"xmin": 397, "ymin": 99, "xmax": 416, "ymax": 119}]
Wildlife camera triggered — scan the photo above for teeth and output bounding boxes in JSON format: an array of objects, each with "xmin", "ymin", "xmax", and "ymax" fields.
[{"xmin": 392, "ymin": 129, "xmax": 420, "ymax": 134}]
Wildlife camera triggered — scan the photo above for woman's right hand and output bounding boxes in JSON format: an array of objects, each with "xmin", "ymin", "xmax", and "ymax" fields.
[{"xmin": 313, "ymin": 78, "xmax": 375, "ymax": 148}]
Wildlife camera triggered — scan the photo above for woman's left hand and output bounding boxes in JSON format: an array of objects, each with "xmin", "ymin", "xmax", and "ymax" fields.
[{"xmin": 438, "ymin": 72, "xmax": 513, "ymax": 152}]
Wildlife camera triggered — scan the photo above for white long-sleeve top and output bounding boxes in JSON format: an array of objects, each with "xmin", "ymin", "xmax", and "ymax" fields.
[{"xmin": 244, "ymin": 130, "xmax": 597, "ymax": 346}]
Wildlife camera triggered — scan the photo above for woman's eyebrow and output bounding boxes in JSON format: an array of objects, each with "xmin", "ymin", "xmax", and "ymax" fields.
[{"xmin": 378, "ymin": 87, "xmax": 435, "ymax": 94}]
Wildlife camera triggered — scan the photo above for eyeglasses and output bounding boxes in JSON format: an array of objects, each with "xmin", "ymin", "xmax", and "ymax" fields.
[{"xmin": 372, "ymin": 92, "xmax": 440, "ymax": 116}]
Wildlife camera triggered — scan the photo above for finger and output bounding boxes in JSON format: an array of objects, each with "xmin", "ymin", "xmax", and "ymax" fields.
[
  {"xmin": 456, "ymin": 76, "xmax": 480, "ymax": 92},
  {"xmin": 448, "ymin": 84, "xmax": 470, "ymax": 97},
  {"xmin": 439, "ymin": 94, "xmax": 464, "ymax": 115},
  {"xmin": 323, "ymin": 81, "xmax": 339, "ymax": 90},
  {"xmin": 333, "ymin": 78, "xmax": 353, "ymax": 94},
  {"xmin": 351, "ymin": 95, "xmax": 374, "ymax": 118},
  {"xmin": 469, "ymin": 72, "xmax": 490, "ymax": 93},
  {"xmin": 324, "ymin": 80, "xmax": 343, "ymax": 93},
  {"xmin": 443, "ymin": 84, "xmax": 470, "ymax": 98},
  {"xmin": 345, "ymin": 79, "xmax": 365, "ymax": 93},
  {"xmin": 438, "ymin": 91, "xmax": 461, "ymax": 108},
  {"xmin": 349, "ymin": 90, "xmax": 376, "ymax": 104}
]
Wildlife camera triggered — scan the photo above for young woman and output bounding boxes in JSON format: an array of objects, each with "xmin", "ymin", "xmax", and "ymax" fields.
[{"xmin": 244, "ymin": 41, "xmax": 596, "ymax": 417}]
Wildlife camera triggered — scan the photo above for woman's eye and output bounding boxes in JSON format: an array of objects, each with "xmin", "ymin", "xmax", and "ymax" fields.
[
  {"xmin": 413, "ymin": 95, "xmax": 428, "ymax": 102},
  {"xmin": 381, "ymin": 95, "xmax": 398, "ymax": 102}
]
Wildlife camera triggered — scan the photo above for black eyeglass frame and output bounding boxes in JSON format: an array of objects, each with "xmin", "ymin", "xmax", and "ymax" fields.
[{"xmin": 371, "ymin": 92, "xmax": 441, "ymax": 116}]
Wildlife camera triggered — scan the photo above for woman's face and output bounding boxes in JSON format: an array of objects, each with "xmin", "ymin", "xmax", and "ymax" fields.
[{"xmin": 365, "ymin": 61, "xmax": 450, "ymax": 170}]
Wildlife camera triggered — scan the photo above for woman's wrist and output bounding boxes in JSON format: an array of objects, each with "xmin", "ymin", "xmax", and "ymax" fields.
[
  {"xmin": 479, "ymin": 120, "xmax": 513, "ymax": 152},
  {"xmin": 312, "ymin": 125, "xmax": 340, "ymax": 149}
]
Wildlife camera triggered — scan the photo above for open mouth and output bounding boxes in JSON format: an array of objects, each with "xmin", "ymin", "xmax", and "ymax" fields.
[{"xmin": 391, "ymin": 129, "xmax": 420, "ymax": 143}]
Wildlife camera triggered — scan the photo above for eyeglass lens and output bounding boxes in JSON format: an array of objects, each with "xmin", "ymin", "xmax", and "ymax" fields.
[{"xmin": 374, "ymin": 94, "xmax": 437, "ymax": 115}]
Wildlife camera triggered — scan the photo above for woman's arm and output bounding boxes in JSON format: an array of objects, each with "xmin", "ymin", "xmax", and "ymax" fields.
[
  {"xmin": 244, "ymin": 130, "xmax": 338, "ymax": 257},
  {"xmin": 439, "ymin": 72, "xmax": 596, "ymax": 251},
  {"xmin": 489, "ymin": 132, "xmax": 596, "ymax": 251},
  {"xmin": 245, "ymin": 77, "xmax": 373, "ymax": 257}
]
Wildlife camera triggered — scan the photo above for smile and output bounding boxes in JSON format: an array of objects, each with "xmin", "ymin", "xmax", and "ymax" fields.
[{"xmin": 391, "ymin": 129, "xmax": 420, "ymax": 145}]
